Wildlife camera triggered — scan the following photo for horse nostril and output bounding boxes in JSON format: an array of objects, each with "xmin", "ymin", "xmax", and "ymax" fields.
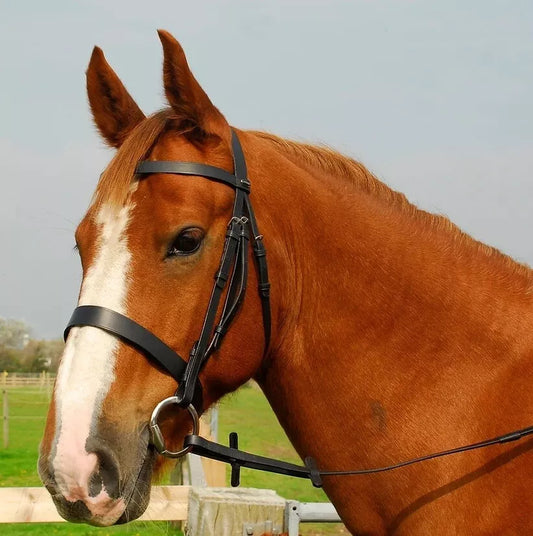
[
  {"xmin": 88, "ymin": 471, "xmax": 103, "ymax": 497},
  {"xmin": 86, "ymin": 441, "xmax": 121, "ymax": 499}
]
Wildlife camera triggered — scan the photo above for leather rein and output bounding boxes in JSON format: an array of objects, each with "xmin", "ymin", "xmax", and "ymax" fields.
[{"xmin": 65, "ymin": 129, "xmax": 533, "ymax": 488}]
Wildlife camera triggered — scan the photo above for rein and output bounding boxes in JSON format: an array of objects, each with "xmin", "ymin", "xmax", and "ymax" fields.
[{"xmin": 65, "ymin": 129, "xmax": 533, "ymax": 487}]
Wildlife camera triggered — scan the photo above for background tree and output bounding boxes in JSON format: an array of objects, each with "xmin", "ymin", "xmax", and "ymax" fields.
[
  {"xmin": 20, "ymin": 339, "xmax": 64, "ymax": 372},
  {"xmin": 0, "ymin": 318, "xmax": 63, "ymax": 372},
  {"xmin": 0, "ymin": 318, "xmax": 30, "ymax": 371},
  {"xmin": 0, "ymin": 348, "xmax": 23, "ymax": 372},
  {"xmin": 0, "ymin": 318, "xmax": 30, "ymax": 349}
]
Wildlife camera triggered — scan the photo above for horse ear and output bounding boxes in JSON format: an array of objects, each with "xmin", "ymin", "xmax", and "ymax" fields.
[
  {"xmin": 157, "ymin": 30, "xmax": 228, "ymax": 139},
  {"xmin": 86, "ymin": 47, "xmax": 145, "ymax": 148}
]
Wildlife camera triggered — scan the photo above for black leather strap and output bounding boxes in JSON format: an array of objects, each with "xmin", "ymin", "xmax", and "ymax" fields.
[
  {"xmin": 184, "ymin": 434, "xmax": 313, "ymax": 481},
  {"xmin": 173, "ymin": 130, "xmax": 269, "ymax": 408},
  {"xmin": 231, "ymin": 130, "xmax": 271, "ymax": 350},
  {"xmin": 135, "ymin": 161, "xmax": 251, "ymax": 192},
  {"xmin": 175, "ymin": 211, "xmax": 246, "ymax": 407},
  {"xmin": 65, "ymin": 305, "xmax": 188, "ymax": 383},
  {"xmin": 231, "ymin": 129, "xmax": 248, "ymax": 180},
  {"xmin": 182, "ymin": 422, "xmax": 533, "ymax": 489},
  {"xmin": 245, "ymin": 196, "xmax": 271, "ymax": 350}
]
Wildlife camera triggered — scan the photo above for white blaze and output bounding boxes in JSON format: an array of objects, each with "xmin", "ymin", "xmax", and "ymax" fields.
[{"xmin": 52, "ymin": 201, "xmax": 134, "ymax": 498}]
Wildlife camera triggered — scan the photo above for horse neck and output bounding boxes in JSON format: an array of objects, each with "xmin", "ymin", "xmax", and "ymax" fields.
[{"xmin": 245, "ymin": 130, "xmax": 533, "ymax": 469}]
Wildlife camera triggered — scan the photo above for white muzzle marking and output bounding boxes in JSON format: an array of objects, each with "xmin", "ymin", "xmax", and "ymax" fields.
[{"xmin": 52, "ymin": 201, "xmax": 134, "ymax": 517}]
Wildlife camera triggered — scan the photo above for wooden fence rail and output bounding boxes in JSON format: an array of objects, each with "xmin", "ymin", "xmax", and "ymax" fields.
[
  {"xmin": 0, "ymin": 485, "xmax": 341, "ymax": 535},
  {"xmin": 0, "ymin": 486, "xmax": 190, "ymax": 523},
  {"xmin": 1, "ymin": 372, "xmax": 55, "ymax": 389},
  {"xmin": 0, "ymin": 387, "xmax": 342, "ymax": 534},
  {"xmin": 2, "ymin": 389, "xmax": 8, "ymax": 448}
]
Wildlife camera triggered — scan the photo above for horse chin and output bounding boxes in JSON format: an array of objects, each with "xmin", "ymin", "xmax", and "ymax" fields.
[
  {"xmin": 115, "ymin": 427, "xmax": 192, "ymax": 525},
  {"xmin": 114, "ymin": 444, "xmax": 158, "ymax": 524}
]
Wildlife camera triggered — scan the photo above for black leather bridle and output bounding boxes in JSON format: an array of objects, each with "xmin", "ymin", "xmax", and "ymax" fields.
[
  {"xmin": 64, "ymin": 128, "xmax": 533, "ymax": 488},
  {"xmin": 65, "ymin": 129, "xmax": 271, "ymax": 457}
]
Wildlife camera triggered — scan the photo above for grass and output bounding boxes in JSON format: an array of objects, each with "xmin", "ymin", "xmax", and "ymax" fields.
[
  {"xmin": 1, "ymin": 385, "xmax": 347, "ymax": 535},
  {"xmin": 1, "ymin": 387, "xmax": 177, "ymax": 536},
  {"xmin": 218, "ymin": 384, "xmax": 332, "ymax": 502}
]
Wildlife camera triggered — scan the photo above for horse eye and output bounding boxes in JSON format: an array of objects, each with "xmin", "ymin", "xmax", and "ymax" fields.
[{"xmin": 167, "ymin": 227, "xmax": 205, "ymax": 257}]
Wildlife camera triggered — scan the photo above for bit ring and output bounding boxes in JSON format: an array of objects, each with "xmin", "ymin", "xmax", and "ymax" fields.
[{"xmin": 149, "ymin": 397, "xmax": 199, "ymax": 458}]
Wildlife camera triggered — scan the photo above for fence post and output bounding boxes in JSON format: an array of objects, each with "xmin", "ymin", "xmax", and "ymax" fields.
[
  {"xmin": 47, "ymin": 373, "xmax": 53, "ymax": 401},
  {"xmin": 2, "ymin": 371, "xmax": 7, "ymax": 387},
  {"xmin": 187, "ymin": 488, "xmax": 285, "ymax": 536},
  {"xmin": 2, "ymin": 390, "xmax": 8, "ymax": 448}
]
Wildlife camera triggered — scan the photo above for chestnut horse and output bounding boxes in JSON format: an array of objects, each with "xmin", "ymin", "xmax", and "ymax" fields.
[{"xmin": 39, "ymin": 30, "xmax": 533, "ymax": 534}]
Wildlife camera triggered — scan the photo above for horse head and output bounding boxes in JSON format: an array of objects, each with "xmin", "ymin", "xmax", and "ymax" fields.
[{"xmin": 38, "ymin": 30, "xmax": 270, "ymax": 525}]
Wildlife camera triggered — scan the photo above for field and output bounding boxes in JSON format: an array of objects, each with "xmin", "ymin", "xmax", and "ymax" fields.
[{"xmin": 0, "ymin": 385, "xmax": 347, "ymax": 535}]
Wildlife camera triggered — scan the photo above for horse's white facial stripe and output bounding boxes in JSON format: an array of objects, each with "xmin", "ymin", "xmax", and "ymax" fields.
[{"xmin": 52, "ymin": 201, "xmax": 134, "ymax": 497}]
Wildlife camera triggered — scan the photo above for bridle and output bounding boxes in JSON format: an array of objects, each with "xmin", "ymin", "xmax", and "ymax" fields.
[
  {"xmin": 65, "ymin": 128, "xmax": 533, "ymax": 488},
  {"xmin": 65, "ymin": 129, "xmax": 270, "ymax": 457}
]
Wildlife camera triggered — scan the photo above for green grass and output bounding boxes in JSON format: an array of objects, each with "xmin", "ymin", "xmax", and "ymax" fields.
[
  {"xmin": 1, "ymin": 385, "xmax": 347, "ymax": 535},
  {"xmin": 0, "ymin": 523, "xmax": 181, "ymax": 536},
  {"xmin": 218, "ymin": 384, "xmax": 332, "ymax": 502},
  {"xmin": 1, "ymin": 389, "xmax": 49, "ymax": 487},
  {"xmin": 1, "ymin": 387, "xmax": 181, "ymax": 536}
]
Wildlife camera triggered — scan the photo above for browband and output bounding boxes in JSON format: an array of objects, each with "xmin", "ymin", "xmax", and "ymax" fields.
[{"xmin": 135, "ymin": 161, "xmax": 251, "ymax": 192}]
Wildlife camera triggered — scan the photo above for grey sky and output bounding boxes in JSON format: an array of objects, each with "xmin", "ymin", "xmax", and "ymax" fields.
[{"xmin": 1, "ymin": 1, "xmax": 532, "ymax": 338}]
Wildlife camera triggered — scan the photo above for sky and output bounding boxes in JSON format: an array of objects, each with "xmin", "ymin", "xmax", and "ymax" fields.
[{"xmin": 1, "ymin": 1, "xmax": 532, "ymax": 339}]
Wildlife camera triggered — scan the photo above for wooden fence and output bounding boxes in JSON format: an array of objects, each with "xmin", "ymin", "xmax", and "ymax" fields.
[
  {"xmin": 1, "ymin": 372, "xmax": 55, "ymax": 389},
  {"xmin": 2, "ymin": 389, "xmax": 8, "ymax": 448},
  {"xmin": 0, "ymin": 447, "xmax": 288, "ymax": 535},
  {"xmin": 0, "ymin": 383, "xmax": 342, "ymax": 534},
  {"xmin": 0, "ymin": 483, "xmax": 341, "ymax": 535},
  {"xmin": 0, "ymin": 410, "xmax": 228, "ymax": 526},
  {"xmin": 0, "ymin": 485, "xmax": 190, "ymax": 524}
]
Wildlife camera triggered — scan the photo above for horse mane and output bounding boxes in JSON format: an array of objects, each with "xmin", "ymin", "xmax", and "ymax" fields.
[
  {"xmin": 253, "ymin": 130, "xmax": 480, "ymax": 241},
  {"xmin": 252, "ymin": 131, "xmax": 533, "ymax": 280},
  {"xmin": 252, "ymin": 130, "xmax": 415, "ymax": 209}
]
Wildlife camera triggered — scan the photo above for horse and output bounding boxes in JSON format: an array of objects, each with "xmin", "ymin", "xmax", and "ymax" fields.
[{"xmin": 39, "ymin": 30, "xmax": 533, "ymax": 535}]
